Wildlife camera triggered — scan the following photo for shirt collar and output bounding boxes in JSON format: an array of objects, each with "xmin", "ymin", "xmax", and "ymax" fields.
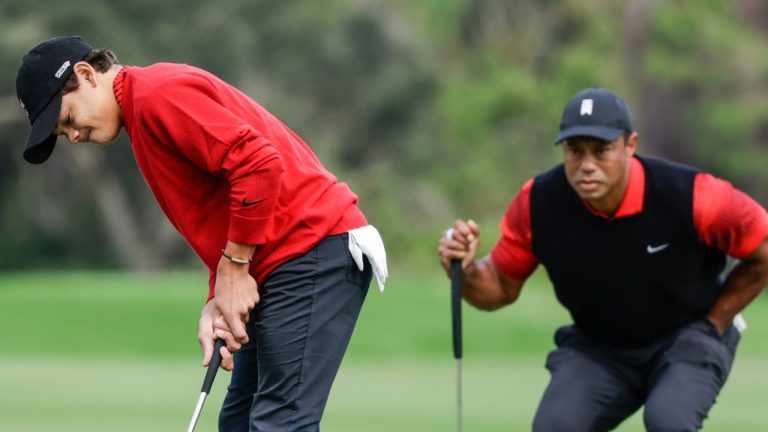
[{"xmin": 582, "ymin": 156, "xmax": 644, "ymax": 219}]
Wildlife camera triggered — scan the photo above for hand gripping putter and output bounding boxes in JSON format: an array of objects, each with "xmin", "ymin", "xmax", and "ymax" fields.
[
  {"xmin": 450, "ymin": 259, "xmax": 463, "ymax": 432},
  {"xmin": 187, "ymin": 339, "xmax": 226, "ymax": 432}
]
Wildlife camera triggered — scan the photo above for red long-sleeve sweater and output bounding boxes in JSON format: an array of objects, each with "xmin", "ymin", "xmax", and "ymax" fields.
[{"xmin": 114, "ymin": 64, "xmax": 366, "ymax": 298}]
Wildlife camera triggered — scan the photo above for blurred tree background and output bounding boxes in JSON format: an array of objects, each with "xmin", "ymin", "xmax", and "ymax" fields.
[{"xmin": 1, "ymin": 0, "xmax": 768, "ymax": 273}]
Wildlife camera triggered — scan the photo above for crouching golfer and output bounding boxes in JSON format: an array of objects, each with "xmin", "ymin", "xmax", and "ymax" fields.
[
  {"xmin": 438, "ymin": 87, "xmax": 768, "ymax": 431},
  {"xmin": 16, "ymin": 36, "xmax": 387, "ymax": 431}
]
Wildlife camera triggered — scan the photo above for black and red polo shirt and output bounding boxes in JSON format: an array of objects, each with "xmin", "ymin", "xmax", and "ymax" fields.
[{"xmin": 491, "ymin": 155, "xmax": 768, "ymax": 346}]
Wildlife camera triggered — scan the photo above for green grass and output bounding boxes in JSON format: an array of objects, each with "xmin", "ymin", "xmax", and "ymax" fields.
[{"xmin": 0, "ymin": 269, "xmax": 767, "ymax": 431}]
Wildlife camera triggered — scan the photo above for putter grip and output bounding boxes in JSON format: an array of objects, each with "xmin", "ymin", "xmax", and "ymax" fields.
[
  {"xmin": 201, "ymin": 339, "xmax": 226, "ymax": 393},
  {"xmin": 450, "ymin": 259, "xmax": 463, "ymax": 360}
]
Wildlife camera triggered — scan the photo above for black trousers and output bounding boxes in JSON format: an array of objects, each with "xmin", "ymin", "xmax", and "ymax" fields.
[
  {"xmin": 533, "ymin": 320, "xmax": 740, "ymax": 432},
  {"xmin": 218, "ymin": 234, "xmax": 372, "ymax": 431}
]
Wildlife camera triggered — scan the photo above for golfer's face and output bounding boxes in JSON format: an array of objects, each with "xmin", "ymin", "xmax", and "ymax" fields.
[
  {"xmin": 562, "ymin": 135, "xmax": 635, "ymax": 213},
  {"xmin": 53, "ymin": 71, "xmax": 122, "ymax": 146}
]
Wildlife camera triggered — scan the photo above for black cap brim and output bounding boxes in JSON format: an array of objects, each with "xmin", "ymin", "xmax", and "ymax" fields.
[
  {"xmin": 555, "ymin": 125, "xmax": 624, "ymax": 144},
  {"xmin": 23, "ymin": 93, "xmax": 61, "ymax": 164}
]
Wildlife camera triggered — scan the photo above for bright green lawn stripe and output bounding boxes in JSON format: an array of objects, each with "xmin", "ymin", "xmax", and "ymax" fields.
[
  {"xmin": 2, "ymin": 269, "xmax": 768, "ymax": 359},
  {"xmin": 0, "ymin": 269, "xmax": 569, "ymax": 359},
  {"xmin": 2, "ymin": 269, "xmax": 767, "ymax": 358},
  {"xmin": 0, "ymin": 357, "xmax": 765, "ymax": 431}
]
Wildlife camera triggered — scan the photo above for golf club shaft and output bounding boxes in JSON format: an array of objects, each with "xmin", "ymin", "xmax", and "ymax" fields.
[
  {"xmin": 187, "ymin": 338, "xmax": 226, "ymax": 432},
  {"xmin": 450, "ymin": 259, "xmax": 463, "ymax": 432},
  {"xmin": 456, "ymin": 358, "xmax": 462, "ymax": 432},
  {"xmin": 187, "ymin": 393, "xmax": 208, "ymax": 432}
]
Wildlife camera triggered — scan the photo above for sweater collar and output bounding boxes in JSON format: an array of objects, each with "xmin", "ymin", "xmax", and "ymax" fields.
[{"xmin": 113, "ymin": 66, "xmax": 127, "ymax": 111}]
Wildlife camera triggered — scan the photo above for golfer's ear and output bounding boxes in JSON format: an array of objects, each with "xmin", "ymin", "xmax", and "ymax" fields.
[
  {"xmin": 626, "ymin": 132, "xmax": 639, "ymax": 154},
  {"xmin": 73, "ymin": 61, "xmax": 97, "ymax": 87}
]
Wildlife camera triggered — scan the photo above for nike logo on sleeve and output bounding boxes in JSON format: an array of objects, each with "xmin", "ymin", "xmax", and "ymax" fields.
[{"xmin": 242, "ymin": 197, "xmax": 265, "ymax": 207}]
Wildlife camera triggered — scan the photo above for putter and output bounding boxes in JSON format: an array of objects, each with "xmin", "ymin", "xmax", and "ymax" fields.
[
  {"xmin": 187, "ymin": 338, "xmax": 226, "ymax": 432},
  {"xmin": 450, "ymin": 259, "xmax": 463, "ymax": 432}
]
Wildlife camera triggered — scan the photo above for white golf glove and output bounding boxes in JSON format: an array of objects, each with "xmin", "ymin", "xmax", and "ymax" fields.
[{"xmin": 348, "ymin": 225, "xmax": 388, "ymax": 292}]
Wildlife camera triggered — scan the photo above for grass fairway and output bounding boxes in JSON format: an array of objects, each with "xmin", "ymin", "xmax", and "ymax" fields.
[{"xmin": 0, "ymin": 270, "xmax": 767, "ymax": 431}]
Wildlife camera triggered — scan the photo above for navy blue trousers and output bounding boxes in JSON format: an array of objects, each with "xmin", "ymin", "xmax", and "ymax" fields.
[
  {"xmin": 533, "ymin": 320, "xmax": 740, "ymax": 432},
  {"xmin": 218, "ymin": 234, "xmax": 372, "ymax": 431}
]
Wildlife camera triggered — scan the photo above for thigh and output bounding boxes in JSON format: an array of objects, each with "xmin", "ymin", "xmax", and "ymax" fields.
[
  {"xmin": 643, "ymin": 319, "xmax": 740, "ymax": 432},
  {"xmin": 533, "ymin": 328, "xmax": 643, "ymax": 432},
  {"xmin": 251, "ymin": 234, "xmax": 372, "ymax": 431}
]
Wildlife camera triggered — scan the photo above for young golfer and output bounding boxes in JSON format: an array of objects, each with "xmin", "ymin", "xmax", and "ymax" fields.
[
  {"xmin": 16, "ymin": 36, "xmax": 387, "ymax": 431},
  {"xmin": 439, "ymin": 87, "xmax": 768, "ymax": 431}
]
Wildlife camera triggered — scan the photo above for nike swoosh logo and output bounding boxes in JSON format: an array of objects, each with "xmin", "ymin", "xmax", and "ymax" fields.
[
  {"xmin": 242, "ymin": 197, "xmax": 265, "ymax": 207},
  {"xmin": 646, "ymin": 243, "xmax": 669, "ymax": 254}
]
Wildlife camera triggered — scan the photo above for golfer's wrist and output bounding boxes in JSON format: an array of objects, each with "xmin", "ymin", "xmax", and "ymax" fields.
[
  {"xmin": 220, "ymin": 241, "xmax": 256, "ymax": 267},
  {"xmin": 221, "ymin": 249, "xmax": 251, "ymax": 265},
  {"xmin": 217, "ymin": 256, "xmax": 252, "ymax": 277},
  {"xmin": 462, "ymin": 259, "xmax": 481, "ymax": 278}
]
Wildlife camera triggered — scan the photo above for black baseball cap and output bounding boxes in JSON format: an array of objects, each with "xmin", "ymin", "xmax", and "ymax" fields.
[
  {"xmin": 16, "ymin": 36, "xmax": 93, "ymax": 164},
  {"xmin": 555, "ymin": 87, "xmax": 633, "ymax": 144}
]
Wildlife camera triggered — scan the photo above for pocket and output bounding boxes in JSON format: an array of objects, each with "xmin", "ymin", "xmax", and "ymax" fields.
[
  {"xmin": 553, "ymin": 325, "xmax": 579, "ymax": 347},
  {"xmin": 346, "ymin": 254, "xmax": 371, "ymax": 287},
  {"xmin": 701, "ymin": 318, "xmax": 724, "ymax": 340},
  {"xmin": 663, "ymin": 319, "xmax": 737, "ymax": 380},
  {"xmin": 701, "ymin": 319, "xmax": 741, "ymax": 352},
  {"xmin": 343, "ymin": 233, "xmax": 371, "ymax": 287},
  {"xmin": 720, "ymin": 322, "xmax": 741, "ymax": 354}
]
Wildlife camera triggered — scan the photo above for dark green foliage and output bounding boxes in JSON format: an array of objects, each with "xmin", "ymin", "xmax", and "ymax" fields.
[{"xmin": 1, "ymin": 1, "xmax": 767, "ymax": 270}]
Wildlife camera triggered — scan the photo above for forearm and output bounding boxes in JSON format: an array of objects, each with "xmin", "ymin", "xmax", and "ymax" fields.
[
  {"xmin": 707, "ymin": 241, "xmax": 768, "ymax": 334},
  {"xmin": 223, "ymin": 141, "xmax": 284, "ymax": 245},
  {"xmin": 462, "ymin": 256, "xmax": 522, "ymax": 311}
]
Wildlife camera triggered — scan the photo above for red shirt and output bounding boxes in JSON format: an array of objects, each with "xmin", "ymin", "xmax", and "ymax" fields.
[
  {"xmin": 114, "ymin": 64, "xmax": 367, "ymax": 298},
  {"xmin": 491, "ymin": 157, "xmax": 768, "ymax": 280}
]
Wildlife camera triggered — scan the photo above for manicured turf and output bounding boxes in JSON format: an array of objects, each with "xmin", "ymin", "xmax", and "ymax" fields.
[{"xmin": 0, "ymin": 270, "xmax": 766, "ymax": 430}]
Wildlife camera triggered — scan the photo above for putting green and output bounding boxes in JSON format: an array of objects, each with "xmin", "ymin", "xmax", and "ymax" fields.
[{"xmin": 0, "ymin": 270, "xmax": 766, "ymax": 430}]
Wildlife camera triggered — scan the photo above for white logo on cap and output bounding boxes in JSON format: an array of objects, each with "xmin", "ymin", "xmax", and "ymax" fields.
[
  {"xmin": 580, "ymin": 99, "xmax": 593, "ymax": 116},
  {"xmin": 55, "ymin": 61, "xmax": 71, "ymax": 79},
  {"xmin": 19, "ymin": 99, "xmax": 29, "ymax": 118}
]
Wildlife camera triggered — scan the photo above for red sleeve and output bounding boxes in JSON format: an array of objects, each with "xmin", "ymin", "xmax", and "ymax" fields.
[
  {"xmin": 143, "ymin": 74, "xmax": 283, "ymax": 245},
  {"xmin": 221, "ymin": 140, "xmax": 284, "ymax": 245},
  {"xmin": 490, "ymin": 179, "xmax": 539, "ymax": 280},
  {"xmin": 693, "ymin": 173, "xmax": 768, "ymax": 258}
]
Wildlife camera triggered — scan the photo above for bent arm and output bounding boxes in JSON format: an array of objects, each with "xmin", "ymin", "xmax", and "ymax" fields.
[
  {"xmin": 462, "ymin": 255, "xmax": 524, "ymax": 311},
  {"xmin": 439, "ymin": 183, "xmax": 535, "ymax": 311},
  {"xmin": 707, "ymin": 237, "xmax": 768, "ymax": 335}
]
